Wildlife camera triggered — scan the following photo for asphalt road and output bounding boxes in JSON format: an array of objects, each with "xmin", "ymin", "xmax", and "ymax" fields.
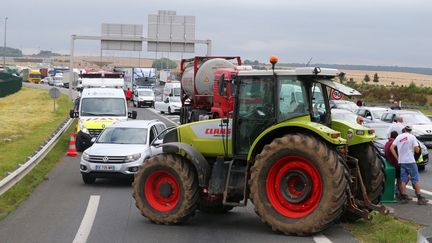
[{"xmin": 0, "ymin": 106, "xmax": 358, "ymax": 243}]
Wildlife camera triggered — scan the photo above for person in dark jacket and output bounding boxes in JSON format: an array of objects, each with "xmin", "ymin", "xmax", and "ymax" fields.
[{"xmin": 384, "ymin": 131, "xmax": 401, "ymax": 199}]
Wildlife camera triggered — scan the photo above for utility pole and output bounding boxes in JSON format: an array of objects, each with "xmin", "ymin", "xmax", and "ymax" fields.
[{"xmin": 3, "ymin": 17, "xmax": 8, "ymax": 68}]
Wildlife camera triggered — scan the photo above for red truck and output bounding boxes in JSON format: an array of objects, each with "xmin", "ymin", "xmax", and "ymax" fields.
[{"xmin": 180, "ymin": 56, "xmax": 241, "ymax": 124}]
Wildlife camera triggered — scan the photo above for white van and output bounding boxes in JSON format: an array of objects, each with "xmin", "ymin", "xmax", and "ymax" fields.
[
  {"xmin": 133, "ymin": 88, "xmax": 155, "ymax": 108},
  {"xmin": 154, "ymin": 82, "xmax": 182, "ymax": 114},
  {"xmin": 70, "ymin": 86, "xmax": 137, "ymax": 151}
]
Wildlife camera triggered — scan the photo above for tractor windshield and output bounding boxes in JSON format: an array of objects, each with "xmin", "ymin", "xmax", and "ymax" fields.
[{"xmin": 278, "ymin": 78, "xmax": 309, "ymax": 121}]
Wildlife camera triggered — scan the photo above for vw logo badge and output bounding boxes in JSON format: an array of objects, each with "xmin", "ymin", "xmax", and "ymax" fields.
[
  {"xmin": 426, "ymin": 130, "xmax": 431, "ymax": 133},
  {"xmin": 102, "ymin": 156, "xmax": 109, "ymax": 163}
]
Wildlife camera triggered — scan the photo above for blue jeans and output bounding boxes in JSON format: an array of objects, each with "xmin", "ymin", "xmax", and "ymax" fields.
[{"xmin": 400, "ymin": 163, "xmax": 419, "ymax": 185}]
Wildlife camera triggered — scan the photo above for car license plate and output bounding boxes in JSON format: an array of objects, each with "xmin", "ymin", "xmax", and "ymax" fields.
[{"xmin": 95, "ymin": 164, "xmax": 116, "ymax": 171}]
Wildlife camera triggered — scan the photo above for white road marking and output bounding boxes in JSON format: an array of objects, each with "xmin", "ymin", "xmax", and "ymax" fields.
[
  {"xmin": 73, "ymin": 195, "xmax": 101, "ymax": 243},
  {"xmin": 313, "ymin": 234, "xmax": 333, "ymax": 243},
  {"xmin": 146, "ymin": 108, "xmax": 179, "ymax": 126},
  {"xmin": 406, "ymin": 185, "xmax": 432, "ymax": 196}
]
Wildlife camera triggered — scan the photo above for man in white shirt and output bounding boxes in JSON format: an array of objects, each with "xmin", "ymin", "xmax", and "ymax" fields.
[
  {"xmin": 387, "ymin": 116, "xmax": 405, "ymax": 138},
  {"xmin": 390, "ymin": 125, "xmax": 428, "ymax": 205}
]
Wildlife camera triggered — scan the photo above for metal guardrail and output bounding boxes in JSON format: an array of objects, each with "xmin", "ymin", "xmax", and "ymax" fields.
[{"xmin": 0, "ymin": 118, "xmax": 73, "ymax": 196}]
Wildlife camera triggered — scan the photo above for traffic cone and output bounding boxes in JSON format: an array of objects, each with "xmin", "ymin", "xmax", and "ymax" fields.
[{"xmin": 66, "ymin": 132, "xmax": 79, "ymax": 157}]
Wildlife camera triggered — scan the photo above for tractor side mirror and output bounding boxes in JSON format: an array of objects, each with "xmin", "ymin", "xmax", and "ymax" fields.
[
  {"xmin": 218, "ymin": 73, "xmax": 225, "ymax": 96},
  {"xmin": 128, "ymin": 111, "xmax": 138, "ymax": 119}
]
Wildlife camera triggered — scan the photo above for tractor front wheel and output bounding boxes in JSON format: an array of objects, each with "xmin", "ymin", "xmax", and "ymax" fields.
[
  {"xmin": 132, "ymin": 154, "xmax": 199, "ymax": 224},
  {"xmin": 249, "ymin": 134, "xmax": 347, "ymax": 235}
]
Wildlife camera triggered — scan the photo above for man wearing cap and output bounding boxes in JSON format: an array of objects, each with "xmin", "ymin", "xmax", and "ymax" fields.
[{"xmin": 390, "ymin": 125, "xmax": 428, "ymax": 205}]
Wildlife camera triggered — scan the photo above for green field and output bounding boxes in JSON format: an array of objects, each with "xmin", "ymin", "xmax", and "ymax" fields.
[
  {"xmin": 0, "ymin": 87, "xmax": 71, "ymax": 180},
  {"xmin": 0, "ymin": 122, "xmax": 75, "ymax": 220}
]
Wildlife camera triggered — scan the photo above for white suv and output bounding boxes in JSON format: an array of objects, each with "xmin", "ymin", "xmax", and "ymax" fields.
[{"xmin": 80, "ymin": 120, "xmax": 166, "ymax": 184}]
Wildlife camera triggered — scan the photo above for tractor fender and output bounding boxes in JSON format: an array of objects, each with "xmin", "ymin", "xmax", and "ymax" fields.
[
  {"xmin": 247, "ymin": 119, "xmax": 347, "ymax": 161},
  {"xmin": 156, "ymin": 142, "xmax": 210, "ymax": 187}
]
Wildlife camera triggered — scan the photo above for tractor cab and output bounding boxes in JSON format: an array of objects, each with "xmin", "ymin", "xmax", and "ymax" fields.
[{"xmin": 229, "ymin": 66, "xmax": 355, "ymax": 157}]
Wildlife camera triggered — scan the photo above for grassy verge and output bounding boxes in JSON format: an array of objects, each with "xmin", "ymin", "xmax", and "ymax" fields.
[
  {"xmin": 345, "ymin": 212, "xmax": 420, "ymax": 243},
  {"xmin": 0, "ymin": 121, "xmax": 75, "ymax": 220},
  {"xmin": 0, "ymin": 87, "xmax": 71, "ymax": 180}
]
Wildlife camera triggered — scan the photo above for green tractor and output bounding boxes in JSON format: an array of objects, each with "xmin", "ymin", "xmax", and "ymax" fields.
[{"xmin": 132, "ymin": 60, "xmax": 389, "ymax": 235}]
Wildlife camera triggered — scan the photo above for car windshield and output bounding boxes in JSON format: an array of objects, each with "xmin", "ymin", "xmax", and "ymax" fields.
[
  {"xmin": 173, "ymin": 87, "xmax": 181, "ymax": 96},
  {"xmin": 401, "ymin": 113, "xmax": 432, "ymax": 125},
  {"xmin": 372, "ymin": 127, "xmax": 388, "ymax": 139},
  {"xmin": 332, "ymin": 111, "xmax": 358, "ymax": 124},
  {"xmin": 372, "ymin": 110, "xmax": 386, "ymax": 119},
  {"xmin": 170, "ymin": 96, "xmax": 181, "ymax": 102},
  {"xmin": 81, "ymin": 98, "xmax": 126, "ymax": 116},
  {"xmin": 97, "ymin": 127, "xmax": 148, "ymax": 144},
  {"xmin": 337, "ymin": 102, "xmax": 358, "ymax": 112},
  {"xmin": 139, "ymin": 90, "xmax": 153, "ymax": 96}
]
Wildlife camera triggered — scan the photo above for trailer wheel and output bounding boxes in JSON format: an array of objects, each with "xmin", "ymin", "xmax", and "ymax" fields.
[
  {"xmin": 249, "ymin": 134, "xmax": 347, "ymax": 235},
  {"xmin": 133, "ymin": 154, "xmax": 199, "ymax": 224},
  {"xmin": 341, "ymin": 143, "xmax": 384, "ymax": 222}
]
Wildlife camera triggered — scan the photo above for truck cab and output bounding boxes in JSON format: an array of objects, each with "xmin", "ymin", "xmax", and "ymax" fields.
[{"xmin": 70, "ymin": 73, "xmax": 137, "ymax": 151}]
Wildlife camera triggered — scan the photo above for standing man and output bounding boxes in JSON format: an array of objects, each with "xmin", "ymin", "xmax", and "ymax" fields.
[
  {"xmin": 390, "ymin": 126, "xmax": 428, "ymax": 205},
  {"xmin": 384, "ymin": 131, "xmax": 402, "ymax": 199},
  {"xmin": 387, "ymin": 116, "xmax": 404, "ymax": 138},
  {"xmin": 125, "ymin": 88, "xmax": 132, "ymax": 105}
]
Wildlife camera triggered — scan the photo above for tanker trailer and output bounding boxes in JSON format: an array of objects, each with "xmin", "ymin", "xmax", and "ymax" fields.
[{"xmin": 180, "ymin": 56, "xmax": 241, "ymax": 124}]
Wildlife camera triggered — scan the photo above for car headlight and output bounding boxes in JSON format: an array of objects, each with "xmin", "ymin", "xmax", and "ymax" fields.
[
  {"xmin": 125, "ymin": 153, "xmax": 141, "ymax": 162},
  {"xmin": 138, "ymin": 98, "xmax": 144, "ymax": 101},
  {"xmin": 80, "ymin": 123, "xmax": 89, "ymax": 134},
  {"xmin": 82, "ymin": 152, "xmax": 90, "ymax": 161},
  {"xmin": 172, "ymin": 105, "xmax": 179, "ymax": 108}
]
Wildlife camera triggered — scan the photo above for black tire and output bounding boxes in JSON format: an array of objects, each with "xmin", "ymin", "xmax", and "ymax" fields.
[
  {"xmin": 133, "ymin": 154, "xmax": 199, "ymax": 224},
  {"xmin": 341, "ymin": 143, "xmax": 384, "ymax": 222},
  {"xmin": 82, "ymin": 174, "xmax": 96, "ymax": 184},
  {"xmin": 75, "ymin": 135, "xmax": 85, "ymax": 152},
  {"xmin": 418, "ymin": 165, "xmax": 426, "ymax": 171},
  {"xmin": 198, "ymin": 197, "xmax": 233, "ymax": 214},
  {"xmin": 133, "ymin": 102, "xmax": 136, "ymax": 107},
  {"xmin": 249, "ymin": 134, "xmax": 347, "ymax": 235},
  {"xmin": 168, "ymin": 107, "xmax": 172, "ymax": 115}
]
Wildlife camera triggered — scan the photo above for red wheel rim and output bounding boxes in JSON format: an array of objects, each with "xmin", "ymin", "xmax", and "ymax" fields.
[
  {"xmin": 266, "ymin": 156, "xmax": 322, "ymax": 218},
  {"xmin": 144, "ymin": 170, "xmax": 180, "ymax": 212}
]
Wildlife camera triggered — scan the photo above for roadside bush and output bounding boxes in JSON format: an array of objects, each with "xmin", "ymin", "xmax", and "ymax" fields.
[{"xmin": 0, "ymin": 73, "xmax": 22, "ymax": 97}]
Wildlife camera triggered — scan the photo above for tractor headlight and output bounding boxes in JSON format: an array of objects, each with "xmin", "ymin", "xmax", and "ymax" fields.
[
  {"xmin": 125, "ymin": 153, "xmax": 141, "ymax": 162},
  {"xmin": 356, "ymin": 130, "xmax": 365, "ymax": 135},
  {"xmin": 82, "ymin": 152, "xmax": 90, "ymax": 161}
]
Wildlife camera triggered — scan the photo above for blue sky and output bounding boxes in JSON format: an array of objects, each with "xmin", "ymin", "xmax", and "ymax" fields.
[{"xmin": 1, "ymin": 0, "xmax": 431, "ymax": 67}]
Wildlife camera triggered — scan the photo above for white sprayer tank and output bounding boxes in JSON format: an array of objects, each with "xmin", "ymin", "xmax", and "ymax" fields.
[{"xmin": 181, "ymin": 58, "xmax": 235, "ymax": 97}]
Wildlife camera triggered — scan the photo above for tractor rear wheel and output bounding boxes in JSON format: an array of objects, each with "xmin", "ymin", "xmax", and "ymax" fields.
[
  {"xmin": 198, "ymin": 197, "xmax": 233, "ymax": 214},
  {"xmin": 341, "ymin": 142, "xmax": 384, "ymax": 222},
  {"xmin": 132, "ymin": 154, "xmax": 199, "ymax": 224},
  {"xmin": 249, "ymin": 134, "xmax": 347, "ymax": 235}
]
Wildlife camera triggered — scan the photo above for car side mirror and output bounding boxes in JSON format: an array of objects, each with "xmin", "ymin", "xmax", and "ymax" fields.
[
  {"xmin": 169, "ymin": 93, "xmax": 173, "ymax": 97},
  {"xmin": 90, "ymin": 137, "xmax": 97, "ymax": 143},
  {"xmin": 153, "ymin": 138, "xmax": 163, "ymax": 146},
  {"xmin": 128, "ymin": 110, "xmax": 137, "ymax": 119},
  {"xmin": 165, "ymin": 98, "xmax": 169, "ymax": 103},
  {"xmin": 69, "ymin": 109, "xmax": 78, "ymax": 118}
]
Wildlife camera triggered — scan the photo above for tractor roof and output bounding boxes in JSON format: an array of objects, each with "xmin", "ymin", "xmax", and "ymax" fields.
[{"xmin": 237, "ymin": 67, "xmax": 339, "ymax": 77}]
